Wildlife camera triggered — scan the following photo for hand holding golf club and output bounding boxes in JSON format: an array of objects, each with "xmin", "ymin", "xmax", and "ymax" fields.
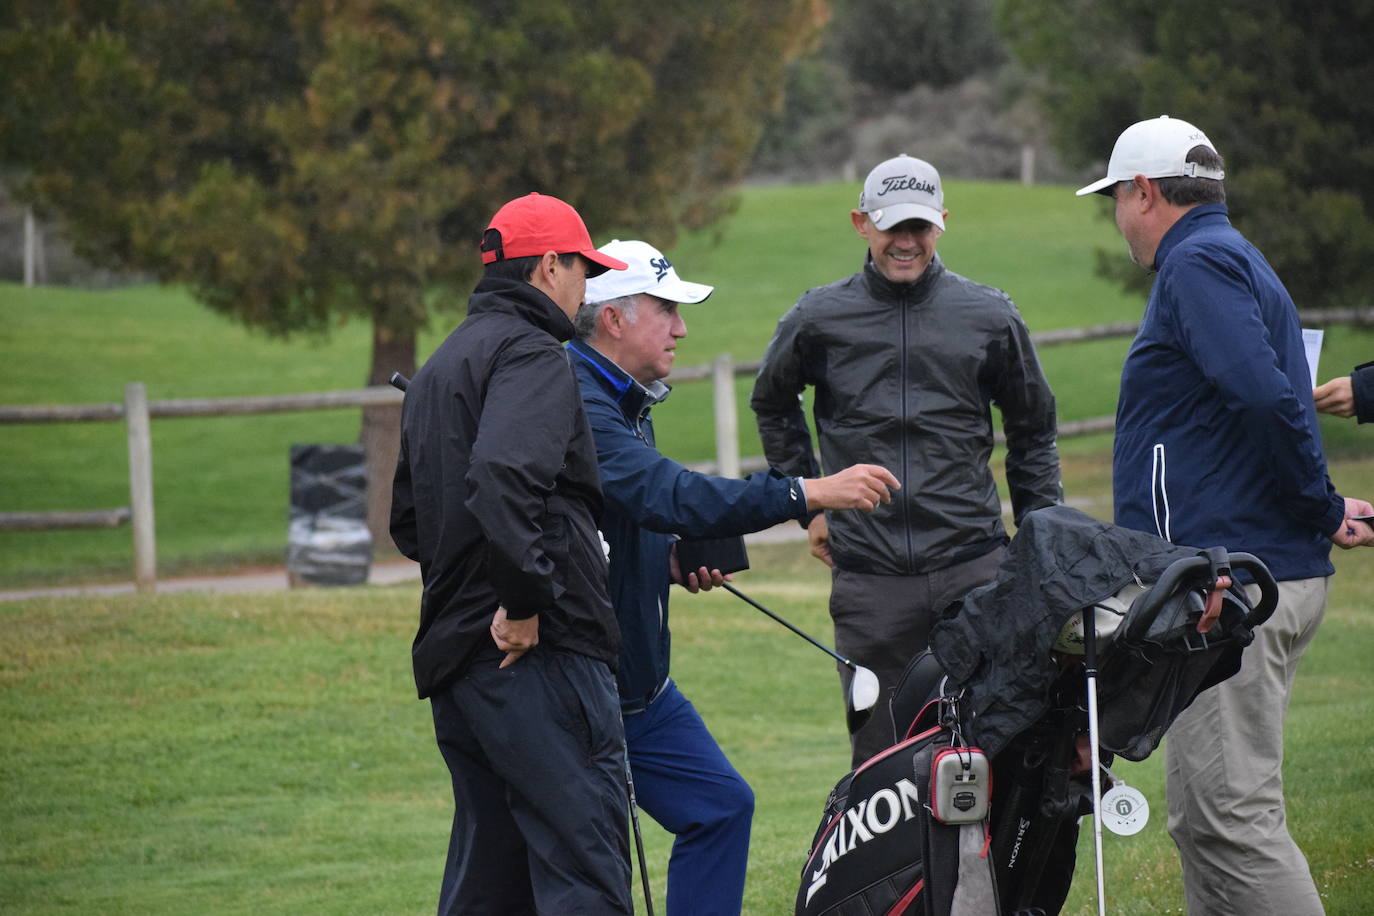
[{"xmin": 803, "ymin": 464, "xmax": 900, "ymax": 512}]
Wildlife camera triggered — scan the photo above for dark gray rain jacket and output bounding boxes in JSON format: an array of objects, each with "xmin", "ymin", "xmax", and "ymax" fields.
[{"xmin": 751, "ymin": 256, "xmax": 1061, "ymax": 575}]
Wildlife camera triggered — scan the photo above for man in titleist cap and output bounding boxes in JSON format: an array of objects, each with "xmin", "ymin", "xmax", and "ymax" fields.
[
  {"xmin": 752, "ymin": 155, "xmax": 1063, "ymax": 767},
  {"xmin": 391, "ymin": 192, "xmax": 636, "ymax": 914},
  {"xmin": 1080, "ymin": 116, "xmax": 1374, "ymax": 915},
  {"xmin": 570, "ymin": 239, "xmax": 899, "ymax": 914}
]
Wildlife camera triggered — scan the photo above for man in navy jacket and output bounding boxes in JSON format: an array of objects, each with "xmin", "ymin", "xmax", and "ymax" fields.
[
  {"xmin": 1079, "ymin": 116, "xmax": 1374, "ymax": 915},
  {"xmin": 570, "ymin": 239, "xmax": 899, "ymax": 916}
]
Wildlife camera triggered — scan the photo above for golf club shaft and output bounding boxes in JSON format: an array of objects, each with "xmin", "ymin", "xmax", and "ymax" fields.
[
  {"xmin": 721, "ymin": 583, "xmax": 856, "ymax": 670},
  {"xmin": 1083, "ymin": 608, "xmax": 1108, "ymax": 916},
  {"xmin": 623, "ymin": 751, "xmax": 655, "ymax": 916}
]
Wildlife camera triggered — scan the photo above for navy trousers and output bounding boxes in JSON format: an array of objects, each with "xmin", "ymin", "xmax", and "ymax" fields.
[
  {"xmin": 430, "ymin": 647, "xmax": 632, "ymax": 915},
  {"xmin": 624, "ymin": 680, "xmax": 754, "ymax": 916}
]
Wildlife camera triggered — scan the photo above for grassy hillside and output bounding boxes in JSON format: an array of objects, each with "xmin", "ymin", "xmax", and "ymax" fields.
[{"xmin": 2, "ymin": 178, "xmax": 1371, "ymax": 586}]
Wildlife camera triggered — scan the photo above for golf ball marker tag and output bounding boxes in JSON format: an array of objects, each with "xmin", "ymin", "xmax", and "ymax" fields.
[
  {"xmin": 929, "ymin": 746, "xmax": 990, "ymax": 824},
  {"xmin": 1100, "ymin": 784, "xmax": 1149, "ymax": 836}
]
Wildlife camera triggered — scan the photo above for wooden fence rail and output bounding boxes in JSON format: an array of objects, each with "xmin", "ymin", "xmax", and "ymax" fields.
[{"xmin": 4, "ymin": 307, "xmax": 1371, "ymax": 590}]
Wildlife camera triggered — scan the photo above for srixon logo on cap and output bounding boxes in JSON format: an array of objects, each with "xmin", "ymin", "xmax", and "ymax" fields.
[
  {"xmin": 650, "ymin": 256, "xmax": 671, "ymax": 281},
  {"xmin": 879, "ymin": 175, "xmax": 938, "ymax": 196}
]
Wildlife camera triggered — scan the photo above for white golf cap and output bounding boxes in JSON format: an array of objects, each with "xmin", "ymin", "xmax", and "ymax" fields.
[
  {"xmin": 1076, "ymin": 115, "xmax": 1224, "ymax": 196},
  {"xmin": 583, "ymin": 239, "xmax": 713, "ymax": 305},
  {"xmin": 858, "ymin": 155, "xmax": 945, "ymax": 230}
]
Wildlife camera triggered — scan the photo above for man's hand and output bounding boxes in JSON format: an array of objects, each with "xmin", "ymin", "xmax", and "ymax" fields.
[
  {"xmin": 1314, "ymin": 376, "xmax": 1355, "ymax": 418},
  {"xmin": 804, "ymin": 464, "xmax": 901, "ymax": 512},
  {"xmin": 808, "ymin": 514, "xmax": 833, "ymax": 567},
  {"xmin": 1331, "ymin": 496, "xmax": 1374, "ymax": 549},
  {"xmin": 668, "ymin": 542, "xmax": 727, "ymax": 593},
  {"xmin": 491, "ymin": 606, "xmax": 539, "ymax": 668}
]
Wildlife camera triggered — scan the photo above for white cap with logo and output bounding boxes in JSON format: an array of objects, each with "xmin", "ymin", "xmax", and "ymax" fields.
[
  {"xmin": 858, "ymin": 155, "xmax": 945, "ymax": 230},
  {"xmin": 1076, "ymin": 115, "xmax": 1224, "ymax": 196},
  {"xmin": 583, "ymin": 239, "xmax": 714, "ymax": 305}
]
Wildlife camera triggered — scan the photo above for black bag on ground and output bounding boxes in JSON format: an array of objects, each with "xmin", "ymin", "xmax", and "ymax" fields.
[
  {"xmin": 286, "ymin": 444, "xmax": 372, "ymax": 586},
  {"xmin": 795, "ymin": 699, "xmax": 997, "ymax": 916}
]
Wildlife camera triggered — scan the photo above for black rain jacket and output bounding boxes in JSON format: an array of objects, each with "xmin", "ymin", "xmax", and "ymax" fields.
[
  {"xmin": 391, "ymin": 277, "xmax": 618, "ymax": 698},
  {"xmin": 751, "ymin": 256, "xmax": 1061, "ymax": 575},
  {"xmin": 930, "ymin": 506, "xmax": 1254, "ymax": 759}
]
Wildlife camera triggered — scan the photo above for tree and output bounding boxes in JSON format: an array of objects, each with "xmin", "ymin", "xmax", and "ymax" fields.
[
  {"xmin": 997, "ymin": 0, "xmax": 1374, "ymax": 308},
  {"xmin": 832, "ymin": 0, "xmax": 1005, "ymax": 92},
  {"xmin": 0, "ymin": 0, "xmax": 824, "ymax": 547}
]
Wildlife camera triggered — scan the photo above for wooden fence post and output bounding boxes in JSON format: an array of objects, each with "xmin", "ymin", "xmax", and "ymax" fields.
[
  {"xmin": 125, "ymin": 382, "xmax": 157, "ymax": 592},
  {"xmin": 712, "ymin": 353, "xmax": 740, "ymax": 478}
]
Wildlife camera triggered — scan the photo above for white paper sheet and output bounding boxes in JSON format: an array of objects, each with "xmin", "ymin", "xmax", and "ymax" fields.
[{"xmin": 1302, "ymin": 328, "xmax": 1324, "ymax": 389}]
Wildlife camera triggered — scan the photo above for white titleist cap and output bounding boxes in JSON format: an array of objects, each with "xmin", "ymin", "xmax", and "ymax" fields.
[
  {"xmin": 1076, "ymin": 115, "xmax": 1224, "ymax": 196},
  {"xmin": 583, "ymin": 239, "xmax": 714, "ymax": 305},
  {"xmin": 858, "ymin": 155, "xmax": 945, "ymax": 230}
]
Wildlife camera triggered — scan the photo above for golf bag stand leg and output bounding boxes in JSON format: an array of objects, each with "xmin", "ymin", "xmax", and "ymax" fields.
[{"xmin": 1083, "ymin": 607, "xmax": 1107, "ymax": 916}]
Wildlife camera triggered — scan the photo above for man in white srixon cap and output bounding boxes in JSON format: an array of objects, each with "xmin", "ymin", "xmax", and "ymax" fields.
[
  {"xmin": 1079, "ymin": 115, "xmax": 1374, "ymax": 915},
  {"xmin": 570, "ymin": 239, "xmax": 899, "ymax": 915},
  {"xmin": 752, "ymin": 156, "xmax": 1063, "ymax": 766}
]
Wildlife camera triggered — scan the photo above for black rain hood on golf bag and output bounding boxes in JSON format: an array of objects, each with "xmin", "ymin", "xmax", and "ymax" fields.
[{"xmin": 929, "ymin": 505, "xmax": 1258, "ymax": 760}]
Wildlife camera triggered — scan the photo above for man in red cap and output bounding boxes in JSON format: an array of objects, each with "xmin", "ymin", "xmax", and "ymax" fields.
[{"xmin": 391, "ymin": 193, "xmax": 634, "ymax": 914}]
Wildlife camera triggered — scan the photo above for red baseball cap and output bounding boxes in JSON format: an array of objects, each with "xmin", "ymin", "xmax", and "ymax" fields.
[{"xmin": 480, "ymin": 193, "xmax": 628, "ymax": 276}]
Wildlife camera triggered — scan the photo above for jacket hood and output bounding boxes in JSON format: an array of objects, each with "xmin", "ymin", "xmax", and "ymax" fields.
[{"xmin": 469, "ymin": 276, "xmax": 577, "ymax": 342}]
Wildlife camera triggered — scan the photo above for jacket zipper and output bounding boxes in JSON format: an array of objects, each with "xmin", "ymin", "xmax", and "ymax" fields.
[
  {"xmin": 900, "ymin": 293, "xmax": 914, "ymax": 574},
  {"xmin": 1151, "ymin": 443, "xmax": 1171, "ymax": 541}
]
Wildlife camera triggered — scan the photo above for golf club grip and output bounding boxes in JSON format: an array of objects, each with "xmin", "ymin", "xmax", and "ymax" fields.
[
  {"xmin": 388, "ymin": 371, "xmax": 409, "ymax": 392},
  {"xmin": 1123, "ymin": 551, "xmax": 1278, "ymax": 641}
]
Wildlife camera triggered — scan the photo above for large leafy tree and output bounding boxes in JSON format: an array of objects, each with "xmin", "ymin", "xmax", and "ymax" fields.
[
  {"xmin": 0, "ymin": 0, "xmax": 823, "ymax": 546},
  {"xmin": 997, "ymin": 0, "xmax": 1374, "ymax": 307}
]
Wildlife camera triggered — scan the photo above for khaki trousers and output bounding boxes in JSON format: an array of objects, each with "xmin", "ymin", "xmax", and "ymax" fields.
[{"xmin": 1165, "ymin": 576, "xmax": 1329, "ymax": 915}]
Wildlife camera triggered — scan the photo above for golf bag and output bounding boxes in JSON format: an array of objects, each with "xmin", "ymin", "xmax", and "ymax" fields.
[
  {"xmin": 794, "ymin": 506, "xmax": 1278, "ymax": 916},
  {"xmin": 796, "ymin": 695, "xmax": 997, "ymax": 916}
]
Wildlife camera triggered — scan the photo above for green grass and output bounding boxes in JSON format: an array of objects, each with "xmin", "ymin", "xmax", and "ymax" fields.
[
  {"xmin": 2, "ymin": 177, "xmax": 1372, "ymax": 587},
  {"xmin": 3, "ymin": 539, "xmax": 1372, "ymax": 914}
]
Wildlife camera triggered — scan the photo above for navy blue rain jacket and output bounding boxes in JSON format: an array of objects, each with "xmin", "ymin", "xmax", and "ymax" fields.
[
  {"xmin": 569, "ymin": 339, "xmax": 810, "ymax": 711},
  {"xmin": 1112, "ymin": 204, "xmax": 1344, "ymax": 581}
]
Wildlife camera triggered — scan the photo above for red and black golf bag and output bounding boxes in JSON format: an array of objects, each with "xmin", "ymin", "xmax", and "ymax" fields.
[{"xmin": 793, "ymin": 507, "xmax": 1278, "ymax": 916}]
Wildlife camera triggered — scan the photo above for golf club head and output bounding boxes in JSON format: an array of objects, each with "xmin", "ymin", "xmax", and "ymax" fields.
[{"xmin": 846, "ymin": 665, "xmax": 880, "ymax": 734}]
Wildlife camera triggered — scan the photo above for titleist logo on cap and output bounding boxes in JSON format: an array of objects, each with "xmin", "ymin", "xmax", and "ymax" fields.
[{"xmin": 876, "ymin": 175, "xmax": 937, "ymax": 197}]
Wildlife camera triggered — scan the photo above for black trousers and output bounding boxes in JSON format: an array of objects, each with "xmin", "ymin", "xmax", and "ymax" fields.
[
  {"xmin": 430, "ymin": 647, "xmax": 632, "ymax": 915},
  {"xmin": 831, "ymin": 546, "xmax": 1007, "ymax": 767}
]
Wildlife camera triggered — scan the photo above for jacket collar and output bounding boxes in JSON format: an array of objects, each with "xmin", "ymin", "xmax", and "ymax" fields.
[
  {"xmin": 567, "ymin": 338, "xmax": 669, "ymax": 420},
  {"xmin": 468, "ymin": 276, "xmax": 577, "ymax": 342},
  {"xmin": 861, "ymin": 253, "xmax": 946, "ymax": 304},
  {"xmin": 1153, "ymin": 203, "xmax": 1230, "ymax": 271}
]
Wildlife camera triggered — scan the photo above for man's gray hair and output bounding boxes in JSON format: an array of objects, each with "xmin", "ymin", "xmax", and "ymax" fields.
[{"xmin": 573, "ymin": 294, "xmax": 640, "ymax": 340}]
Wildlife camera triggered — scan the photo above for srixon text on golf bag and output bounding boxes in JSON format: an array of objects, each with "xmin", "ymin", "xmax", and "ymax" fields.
[{"xmin": 797, "ymin": 695, "xmax": 996, "ymax": 916}]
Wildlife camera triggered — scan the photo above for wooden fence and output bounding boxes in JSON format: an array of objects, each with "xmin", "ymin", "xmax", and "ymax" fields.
[{"xmin": 3, "ymin": 308, "xmax": 1370, "ymax": 590}]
